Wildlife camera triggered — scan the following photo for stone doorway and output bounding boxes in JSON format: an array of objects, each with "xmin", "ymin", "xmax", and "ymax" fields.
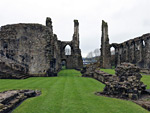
[{"xmin": 61, "ymin": 59, "xmax": 67, "ymax": 69}]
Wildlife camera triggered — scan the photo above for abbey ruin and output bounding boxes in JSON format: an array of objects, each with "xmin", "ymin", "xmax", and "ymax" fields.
[
  {"xmin": 100, "ymin": 20, "xmax": 150, "ymax": 73},
  {"xmin": 0, "ymin": 17, "xmax": 83, "ymax": 78},
  {"xmin": 1, "ymin": 17, "xmax": 150, "ymax": 78}
]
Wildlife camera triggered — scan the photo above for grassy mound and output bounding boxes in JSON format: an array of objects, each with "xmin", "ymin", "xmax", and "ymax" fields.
[{"xmin": 0, "ymin": 69, "xmax": 148, "ymax": 113}]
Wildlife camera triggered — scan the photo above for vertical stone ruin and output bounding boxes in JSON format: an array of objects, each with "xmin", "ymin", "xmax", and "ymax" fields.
[
  {"xmin": 72, "ymin": 20, "xmax": 83, "ymax": 69},
  {"xmin": 100, "ymin": 20, "xmax": 111, "ymax": 68},
  {"xmin": 73, "ymin": 20, "xmax": 79, "ymax": 48}
]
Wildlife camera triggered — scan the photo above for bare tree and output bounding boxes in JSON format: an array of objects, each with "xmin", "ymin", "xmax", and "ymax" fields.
[
  {"xmin": 93, "ymin": 48, "xmax": 100, "ymax": 57},
  {"xmin": 86, "ymin": 51, "xmax": 93, "ymax": 58}
]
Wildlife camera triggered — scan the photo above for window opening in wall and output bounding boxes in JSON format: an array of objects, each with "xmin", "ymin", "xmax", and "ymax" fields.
[
  {"xmin": 110, "ymin": 47, "xmax": 115, "ymax": 55},
  {"xmin": 142, "ymin": 40, "xmax": 145, "ymax": 47},
  {"xmin": 137, "ymin": 46, "xmax": 140, "ymax": 50},
  {"xmin": 65, "ymin": 45, "xmax": 71, "ymax": 55},
  {"xmin": 110, "ymin": 46, "xmax": 115, "ymax": 68}
]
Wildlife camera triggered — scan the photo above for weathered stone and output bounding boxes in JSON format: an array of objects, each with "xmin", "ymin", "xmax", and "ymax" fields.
[
  {"xmin": 0, "ymin": 90, "xmax": 41, "ymax": 113},
  {"xmin": 100, "ymin": 20, "xmax": 111, "ymax": 68},
  {"xmin": 102, "ymin": 63, "xmax": 146, "ymax": 100},
  {"xmin": 0, "ymin": 18, "xmax": 83, "ymax": 78},
  {"xmin": 60, "ymin": 20, "xmax": 83, "ymax": 69},
  {"xmin": 82, "ymin": 63, "xmax": 146, "ymax": 100},
  {"xmin": 100, "ymin": 20, "xmax": 150, "ymax": 72},
  {"xmin": 0, "ymin": 61, "xmax": 29, "ymax": 79},
  {"xmin": 0, "ymin": 104, "xmax": 4, "ymax": 109}
]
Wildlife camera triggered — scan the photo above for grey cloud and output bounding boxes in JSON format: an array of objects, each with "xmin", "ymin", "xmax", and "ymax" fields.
[{"xmin": 0, "ymin": 0, "xmax": 150, "ymax": 57}]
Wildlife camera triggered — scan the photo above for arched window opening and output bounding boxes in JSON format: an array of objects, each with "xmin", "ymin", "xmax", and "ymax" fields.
[
  {"xmin": 110, "ymin": 47, "xmax": 115, "ymax": 55},
  {"xmin": 110, "ymin": 46, "xmax": 116, "ymax": 68},
  {"xmin": 142, "ymin": 40, "xmax": 145, "ymax": 47},
  {"xmin": 65, "ymin": 45, "xmax": 71, "ymax": 55}
]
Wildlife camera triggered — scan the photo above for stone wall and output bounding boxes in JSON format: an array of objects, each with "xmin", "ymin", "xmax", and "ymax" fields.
[
  {"xmin": 111, "ymin": 33, "xmax": 150, "ymax": 69},
  {"xmin": 100, "ymin": 20, "xmax": 150, "ymax": 70},
  {"xmin": 59, "ymin": 20, "xmax": 83, "ymax": 69},
  {"xmin": 0, "ymin": 22, "xmax": 55, "ymax": 76},
  {"xmin": 82, "ymin": 63, "xmax": 146, "ymax": 100},
  {"xmin": 0, "ymin": 17, "xmax": 83, "ymax": 78}
]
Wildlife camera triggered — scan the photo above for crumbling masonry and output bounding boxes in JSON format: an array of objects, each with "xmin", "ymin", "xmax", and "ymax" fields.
[
  {"xmin": 100, "ymin": 20, "xmax": 111, "ymax": 68},
  {"xmin": 0, "ymin": 17, "xmax": 83, "ymax": 78},
  {"xmin": 100, "ymin": 20, "xmax": 150, "ymax": 71},
  {"xmin": 82, "ymin": 63, "xmax": 146, "ymax": 100}
]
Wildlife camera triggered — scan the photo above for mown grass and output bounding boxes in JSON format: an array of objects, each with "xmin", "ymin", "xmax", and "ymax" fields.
[
  {"xmin": 0, "ymin": 69, "xmax": 149, "ymax": 113},
  {"xmin": 100, "ymin": 68, "xmax": 115, "ymax": 75},
  {"xmin": 141, "ymin": 75, "xmax": 150, "ymax": 89}
]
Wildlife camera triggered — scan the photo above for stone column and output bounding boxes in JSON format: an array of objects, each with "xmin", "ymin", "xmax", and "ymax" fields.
[
  {"xmin": 73, "ymin": 20, "xmax": 79, "ymax": 48},
  {"xmin": 131, "ymin": 42, "xmax": 136, "ymax": 63},
  {"xmin": 115, "ymin": 47, "xmax": 119, "ymax": 67},
  {"xmin": 46, "ymin": 17, "xmax": 53, "ymax": 33},
  {"xmin": 100, "ymin": 20, "xmax": 111, "ymax": 68},
  {"xmin": 125, "ymin": 43, "xmax": 129, "ymax": 62},
  {"xmin": 72, "ymin": 20, "xmax": 83, "ymax": 69},
  {"xmin": 139, "ymin": 40, "xmax": 143, "ymax": 62},
  {"xmin": 144, "ymin": 38, "xmax": 150, "ymax": 68}
]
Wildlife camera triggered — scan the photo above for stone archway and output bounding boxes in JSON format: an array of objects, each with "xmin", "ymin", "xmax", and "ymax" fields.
[
  {"xmin": 61, "ymin": 59, "xmax": 67, "ymax": 69},
  {"xmin": 110, "ymin": 46, "xmax": 115, "ymax": 68}
]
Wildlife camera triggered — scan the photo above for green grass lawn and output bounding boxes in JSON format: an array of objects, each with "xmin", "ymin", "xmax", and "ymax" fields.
[
  {"xmin": 100, "ymin": 68, "xmax": 116, "ymax": 75},
  {"xmin": 0, "ymin": 69, "xmax": 149, "ymax": 113}
]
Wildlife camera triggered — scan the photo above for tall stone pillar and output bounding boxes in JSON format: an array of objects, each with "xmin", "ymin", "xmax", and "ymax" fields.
[
  {"xmin": 46, "ymin": 17, "xmax": 53, "ymax": 33},
  {"xmin": 46, "ymin": 17, "xmax": 52, "ymax": 28},
  {"xmin": 72, "ymin": 20, "xmax": 83, "ymax": 69},
  {"xmin": 100, "ymin": 20, "xmax": 111, "ymax": 68},
  {"xmin": 73, "ymin": 20, "xmax": 79, "ymax": 48},
  {"xmin": 125, "ymin": 43, "xmax": 129, "ymax": 62},
  {"xmin": 144, "ymin": 38, "xmax": 150, "ymax": 68},
  {"xmin": 139, "ymin": 41, "xmax": 143, "ymax": 62}
]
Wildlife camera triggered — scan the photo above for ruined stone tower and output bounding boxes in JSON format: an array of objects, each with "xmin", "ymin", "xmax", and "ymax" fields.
[
  {"xmin": 60, "ymin": 20, "xmax": 83, "ymax": 69},
  {"xmin": 73, "ymin": 20, "xmax": 79, "ymax": 48},
  {"xmin": 100, "ymin": 20, "xmax": 111, "ymax": 68}
]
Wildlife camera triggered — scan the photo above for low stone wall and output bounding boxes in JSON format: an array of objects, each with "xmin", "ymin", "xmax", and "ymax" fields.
[
  {"xmin": 140, "ymin": 69, "xmax": 150, "ymax": 74},
  {"xmin": 0, "ymin": 90, "xmax": 41, "ymax": 113},
  {"xmin": 82, "ymin": 69, "xmax": 114, "ymax": 84},
  {"xmin": 82, "ymin": 63, "xmax": 147, "ymax": 100}
]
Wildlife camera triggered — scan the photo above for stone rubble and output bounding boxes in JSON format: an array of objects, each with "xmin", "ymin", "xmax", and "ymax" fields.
[
  {"xmin": 0, "ymin": 90, "xmax": 41, "ymax": 113},
  {"xmin": 82, "ymin": 63, "xmax": 146, "ymax": 100},
  {"xmin": 103, "ymin": 63, "xmax": 146, "ymax": 100}
]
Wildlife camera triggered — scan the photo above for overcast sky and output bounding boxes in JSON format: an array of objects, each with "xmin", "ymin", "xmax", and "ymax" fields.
[{"xmin": 0, "ymin": 0, "xmax": 150, "ymax": 57}]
